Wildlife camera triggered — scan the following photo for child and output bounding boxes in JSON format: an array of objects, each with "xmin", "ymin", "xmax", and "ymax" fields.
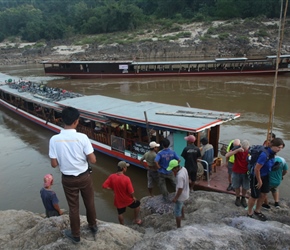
[{"xmin": 40, "ymin": 174, "xmax": 63, "ymax": 218}]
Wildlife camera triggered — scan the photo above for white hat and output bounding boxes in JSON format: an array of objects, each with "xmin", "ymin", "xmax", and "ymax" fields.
[{"xmin": 149, "ymin": 141, "xmax": 160, "ymax": 148}]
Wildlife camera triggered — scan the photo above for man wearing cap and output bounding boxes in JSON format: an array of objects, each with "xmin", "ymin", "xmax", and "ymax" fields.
[
  {"xmin": 49, "ymin": 106, "xmax": 97, "ymax": 244},
  {"xmin": 167, "ymin": 159, "xmax": 189, "ymax": 228},
  {"xmin": 155, "ymin": 138, "xmax": 180, "ymax": 202},
  {"xmin": 140, "ymin": 141, "xmax": 160, "ymax": 197},
  {"xmin": 181, "ymin": 135, "xmax": 201, "ymax": 193},
  {"xmin": 102, "ymin": 161, "xmax": 142, "ymax": 225}
]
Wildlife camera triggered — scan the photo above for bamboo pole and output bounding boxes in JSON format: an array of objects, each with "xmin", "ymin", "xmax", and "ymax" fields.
[{"xmin": 266, "ymin": 0, "xmax": 288, "ymax": 141}]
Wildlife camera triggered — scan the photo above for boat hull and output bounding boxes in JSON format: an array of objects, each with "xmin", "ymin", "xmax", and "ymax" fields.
[{"xmin": 43, "ymin": 69, "xmax": 290, "ymax": 79}]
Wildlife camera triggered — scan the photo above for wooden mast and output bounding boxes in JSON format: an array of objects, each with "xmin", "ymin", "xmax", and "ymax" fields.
[{"xmin": 266, "ymin": 0, "xmax": 288, "ymax": 139}]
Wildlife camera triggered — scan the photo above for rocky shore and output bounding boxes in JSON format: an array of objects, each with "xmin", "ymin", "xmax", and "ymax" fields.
[
  {"xmin": 1, "ymin": 191, "xmax": 290, "ymax": 250},
  {"xmin": 1, "ymin": 19, "xmax": 290, "ymax": 66}
]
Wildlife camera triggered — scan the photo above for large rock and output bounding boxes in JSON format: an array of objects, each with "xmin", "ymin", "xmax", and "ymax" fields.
[
  {"xmin": 1, "ymin": 191, "xmax": 290, "ymax": 249},
  {"xmin": 0, "ymin": 210, "xmax": 142, "ymax": 250}
]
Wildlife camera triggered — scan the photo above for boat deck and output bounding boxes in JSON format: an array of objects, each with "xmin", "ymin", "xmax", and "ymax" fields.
[{"xmin": 194, "ymin": 161, "xmax": 235, "ymax": 195}]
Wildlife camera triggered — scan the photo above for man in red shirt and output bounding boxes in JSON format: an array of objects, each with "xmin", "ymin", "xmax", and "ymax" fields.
[
  {"xmin": 225, "ymin": 140, "xmax": 250, "ymax": 208},
  {"xmin": 102, "ymin": 161, "xmax": 141, "ymax": 225}
]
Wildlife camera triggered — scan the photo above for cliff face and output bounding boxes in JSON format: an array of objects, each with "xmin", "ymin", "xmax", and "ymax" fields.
[
  {"xmin": 1, "ymin": 191, "xmax": 290, "ymax": 250},
  {"xmin": 1, "ymin": 19, "xmax": 290, "ymax": 65}
]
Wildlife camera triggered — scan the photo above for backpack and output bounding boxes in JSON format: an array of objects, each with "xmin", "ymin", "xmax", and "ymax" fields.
[{"xmin": 247, "ymin": 145, "xmax": 270, "ymax": 175}]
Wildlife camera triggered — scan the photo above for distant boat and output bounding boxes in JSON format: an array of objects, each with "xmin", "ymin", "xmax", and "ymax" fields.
[
  {"xmin": 0, "ymin": 80, "xmax": 239, "ymax": 194},
  {"xmin": 41, "ymin": 55, "xmax": 290, "ymax": 79}
]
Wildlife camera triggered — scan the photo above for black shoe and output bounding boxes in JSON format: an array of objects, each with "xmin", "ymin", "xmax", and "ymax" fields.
[
  {"xmin": 89, "ymin": 225, "xmax": 98, "ymax": 235},
  {"xmin": 241, "ymin": 197, "xmax": 247, "ymax": 208},
  {"xmin": 274, "ymin": 202, "xmax": 281, "ymax": 209},
  {"xmin": 226, "ymin": 183, "xmax": 232, "ymax": 191},
  {"xmin": 64, "ymin": 229, "xmax": 80, "ymax": 244},
  {"xmin": 262, "ymin": 204, "xmax": 271, "ymax": 210},
  {"xmin": 235, "ymin": 197, "xmax": 241, "ymax": 207}
]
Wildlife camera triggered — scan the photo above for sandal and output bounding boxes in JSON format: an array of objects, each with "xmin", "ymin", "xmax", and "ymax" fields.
[
  {"xmin": 135, "ymin": 219, "xmax": 142, "ymax": 225},
  {"xmin": 247, "ymin": 213, "xmax": 253, "ymax": 218},
  {"xmin": 254, "ymin": 211, "xmax": 267, "ymax": 221}
]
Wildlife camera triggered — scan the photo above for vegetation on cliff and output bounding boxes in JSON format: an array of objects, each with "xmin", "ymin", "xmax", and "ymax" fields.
[{"xmin": 0, "ymin": 0, "xmax": 287, "ymax": 42}]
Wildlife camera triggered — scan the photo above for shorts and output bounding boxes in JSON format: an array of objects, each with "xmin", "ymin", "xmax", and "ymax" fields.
[
  {"xmin": 270, "ymin": 186, "xmax": 278, "ymax": 193},
  {"xmin": 117, "ymin": 200, "xmax": 140, "ymax": 215},
  {"xmin": 231, "ymin": 172, "xmax": 250, "ymax": 190},
  {"xmin": 228, "ymin": 162, "xmax": 234, "ymax": 175},
  {"xmin": 188, "ymin": 169, "xmax": 197, "ymax": 182},
  {"xmin": 250, "ymin": 174, "xmax": 270, "ymax": 199},
  {"xmin": 174, "ymin": 200, "xmax": 184, "ymax": 217},
  {"xmin": 147, "ymin": 170, "xmax": 159, "ymax": 189}
]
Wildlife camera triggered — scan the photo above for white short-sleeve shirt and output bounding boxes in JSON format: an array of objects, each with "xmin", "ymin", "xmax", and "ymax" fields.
[
  {"xmin": 176, "ymin": 167, "xmax": 190, "ymax": 202},
  {"xmin": 49, "ymin": 129, "xmax": 94, "ymax": 176}
]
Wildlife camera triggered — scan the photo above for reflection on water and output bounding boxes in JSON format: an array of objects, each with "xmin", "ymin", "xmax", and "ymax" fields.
[{"xmin": 0, "ymin": 64, "xmax": 290, "ymax": 222}]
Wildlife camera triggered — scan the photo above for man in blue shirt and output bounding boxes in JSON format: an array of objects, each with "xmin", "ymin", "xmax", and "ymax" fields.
[
  {"xmin": 247, "ymin": 138, "xmax": 285, "ymax": 221},
  {"xmin": 155, "ymin": 138, "xmax": 180, "ymax": 202}
]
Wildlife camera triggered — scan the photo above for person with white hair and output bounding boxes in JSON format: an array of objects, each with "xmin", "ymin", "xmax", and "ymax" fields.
[
  {"xmin": 225, "ymin": 139, "xmax": 241, "ymax": 191},
  {"xmin": 225, "ymin": 140, "xmax": 250, "ymax": 208}
]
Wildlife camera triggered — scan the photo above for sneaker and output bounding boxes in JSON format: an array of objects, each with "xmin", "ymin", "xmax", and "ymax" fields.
[
  {"xmin": 241, "ymin": 197, "xmax": 247, "ymax": 208},
  {"xmin": 274, "ymin": 202, "xmax": 281, "ymax": 209},
  {"xmin": 64, "ymin": 229, "xmax": 80, "ymax": 244},
  {"xmin": 226, "ymin": 183, "xmax": 232, "ymax": 191},
  {"xmin": 262, "ymin": 204, "xmax": 271, "ymax": 210},
  {"xmin": 235, "ymin": 197, "xmax": 241, "ymax": 207},
  {"xmin": 89, "ymin": 225, "xmax": 98, "ymax": 235}
]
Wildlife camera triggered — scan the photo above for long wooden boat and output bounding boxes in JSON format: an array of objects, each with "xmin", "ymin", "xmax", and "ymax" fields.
[
  {"xmin": 41, "ymin": 55, "xmax": 290, "ymax": 79},
  {"xmin": 0, "ymin": 80, "xmax": 239, "ymax": 194}
]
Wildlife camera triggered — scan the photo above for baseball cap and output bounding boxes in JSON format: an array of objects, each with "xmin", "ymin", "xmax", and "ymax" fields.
[
  {"xmin": 149, "ymin": 141, "xmax": 160, "ymax": 148},
  {"xmin": 184, "ymin": 135, "xmax": 196, "ymax": 143},
  {"xmin": 166, "ymin": 159, "xmax": 179, "ymax": 171},
  {"xmin": 118, "ymin": 161, "xmax": 130, "ymax": 169}
]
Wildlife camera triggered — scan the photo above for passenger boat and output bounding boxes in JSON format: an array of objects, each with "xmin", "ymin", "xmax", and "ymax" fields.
[
  {"xmin": 0, "ymin": 80, "xmax": 239, "ymax": 193},
  {"xmin": 41, "ymin": 55, "xmax": 290, "ymax": 79}
]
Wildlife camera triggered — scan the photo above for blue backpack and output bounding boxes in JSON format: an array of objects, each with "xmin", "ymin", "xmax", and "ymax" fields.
[{"xmin": 247, "ymin": 145, "xmax": 270, "ymax": 175}]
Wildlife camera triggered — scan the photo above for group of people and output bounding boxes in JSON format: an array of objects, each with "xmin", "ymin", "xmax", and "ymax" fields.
[
  {"xmin": 40, "ymin": 106, "xmax": 215, "ymax": 243},
  {"xmin": 40, "ymin": 106, "xmax": 287, "ymax": 244},
  {"xmin": 223, "ymin": 133, "xmax": 287, "ymax": 221}
]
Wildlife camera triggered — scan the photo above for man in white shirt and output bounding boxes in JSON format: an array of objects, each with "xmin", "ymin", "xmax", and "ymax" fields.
[
  {"xmin": 167, "ymin": 159, "xmax": 189, "ymax": 228},
  {"xmin": 49, "ymin": 107, "xmax": 97, "ymax": 244}
]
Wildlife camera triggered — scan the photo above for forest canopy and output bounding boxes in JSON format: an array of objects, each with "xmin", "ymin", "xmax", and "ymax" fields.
[{"xmin": 0, "ymin": 0, "xmax": 286, "ymax": 42}]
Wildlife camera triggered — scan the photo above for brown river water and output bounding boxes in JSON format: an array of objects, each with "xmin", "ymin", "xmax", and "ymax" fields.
[{"xmin": 0, "ymin": 64, "xmax": 290, "ymax": 224}]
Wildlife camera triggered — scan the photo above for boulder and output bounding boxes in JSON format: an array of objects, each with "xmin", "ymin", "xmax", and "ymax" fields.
[{"xmin": 1, "ymin": 191, "xmax": 290, "ymax": 249}]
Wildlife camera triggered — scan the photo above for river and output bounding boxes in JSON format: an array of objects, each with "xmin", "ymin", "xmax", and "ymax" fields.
[{"xmin": 0, "ymin": 64, "xmax": 289, "ymax": 224}]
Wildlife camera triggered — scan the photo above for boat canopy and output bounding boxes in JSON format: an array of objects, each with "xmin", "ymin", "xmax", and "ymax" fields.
[
  {"xmin": 266, "ymin": 55, "xmax": 290, "ymax": 59},
  {"xmin": 41, "ymin": 60, "xmax": 133, "ymax": 64},
  {"xmin": 57, "ymin": 95, "xmax": 240, "ymax": 133}
]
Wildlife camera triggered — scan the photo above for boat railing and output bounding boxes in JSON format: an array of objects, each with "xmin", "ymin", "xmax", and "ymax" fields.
[{"xmin": 197, "ymin": 159, "xmax": 210, "ymax": 187}]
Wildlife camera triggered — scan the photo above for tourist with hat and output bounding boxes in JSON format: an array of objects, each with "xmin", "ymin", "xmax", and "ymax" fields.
[
  {"xmin": 140, "ymin": 141, "xmax": 160, "ymax": 197},
  {"xmin": 181, "ymin": 135, "xmax": 201, "ymax": 193},
  {"xmin": 102, "ymin": 161, "xmax": 142, "ymax": 225},
  {"xmin": 167, "ymin": 159, "xmax": 189, "ymax": 228}
]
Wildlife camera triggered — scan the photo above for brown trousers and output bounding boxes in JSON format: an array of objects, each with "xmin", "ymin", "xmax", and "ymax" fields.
[{"xmin": 62, "ymin": 171, "xmax": 96, "ymax": 237}]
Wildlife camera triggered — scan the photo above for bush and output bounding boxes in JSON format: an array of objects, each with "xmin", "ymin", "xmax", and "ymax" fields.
[
  {"xmin": 219, "ymin": 33, "xmax": 229, "ymax": 40},
  {"xmin": 255, "ymin": 29, "xmax": 268, "ymax": 37}
]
